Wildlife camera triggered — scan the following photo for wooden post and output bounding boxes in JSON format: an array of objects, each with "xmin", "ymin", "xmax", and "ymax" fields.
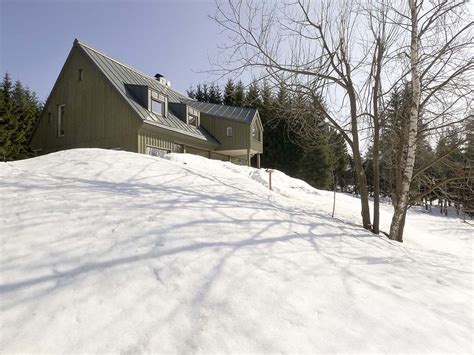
[
  {"xmin": 247, "ymin": 149, "xmax": 251, "ymax": 167},
  {"xmin": 208, "ymin": 150, "xmax": 211, "ymax": 159},
  {"xmin": 266, "ymin": 169, "xmax": 273, "ymax": 190},
  {"xmin": 257, "ymin": 154, "xmax": 261, "ymax": 169},
  {"xmin": 183, "ymin": 144, "xmax": 186, "ymax": 154}
]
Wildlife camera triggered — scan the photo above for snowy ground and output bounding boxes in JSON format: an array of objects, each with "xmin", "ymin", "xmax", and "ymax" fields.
[{"xmin": 0, "ymin": 149, "xmax": 472, "ymax": 353}]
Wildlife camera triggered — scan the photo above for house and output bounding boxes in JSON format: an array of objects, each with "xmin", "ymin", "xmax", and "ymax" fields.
[{"xmin": 30, "ymin": 39, "xmax": 263, "ymax": 167}]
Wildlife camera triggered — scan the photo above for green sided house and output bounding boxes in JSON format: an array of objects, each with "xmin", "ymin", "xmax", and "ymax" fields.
[{"xmin": 30, "ymin": 39, "xmax": 263, "ymax": 166}]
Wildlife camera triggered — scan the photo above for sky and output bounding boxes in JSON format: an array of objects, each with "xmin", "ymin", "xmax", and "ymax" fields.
[{"xmin": 1, "ymin": 0, "xmax": 231, "ymax": 102}]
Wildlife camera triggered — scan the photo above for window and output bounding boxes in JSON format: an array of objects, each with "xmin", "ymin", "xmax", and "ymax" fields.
[
  {"xmin": 57, "ymin": 105, "xmax": 65, "ymax": 137},
  {"xmin": 226, "ymin": 127, "xmax": 233, "ymax": 137},
  {"xmin": 150, "ymin": 91, "xmax": 167, "ymax": 117},
  {"xmin": 151, "ymin": 99, "xmax": 164, "ymax": 116},
  {"xmin": 48, "ymin": 112, "xmax": 52, "ymax": 124},
  {"xmin": 188, "ymin": 113, "xmax": 199, "ymax": 127},
  {"xmin": 78, "ymin": 69, "xmax": 83, "ymax": 81},
  {"xmin": 252, "ymin": 124, "xmax": 260, "ymax": 141},
  {"xmin": 145, "ymin": 146, "xmax": 169, "ymax": 157}
]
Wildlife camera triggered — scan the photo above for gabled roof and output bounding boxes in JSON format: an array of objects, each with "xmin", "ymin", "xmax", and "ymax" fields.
[
  {"xmin": 75, "ymin": 40, "xmax": 218, "ymax": 145},
  {"xmin": 184, "ymin": 100, "xmax": 257, "ymax": 124}
]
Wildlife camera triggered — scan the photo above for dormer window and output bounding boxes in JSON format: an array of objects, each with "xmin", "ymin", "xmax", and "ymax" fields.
[
  {"xmin": 187, "ymin": 107, "xmax": 199, "ymax": 127},
  {"xmin": 152, "ymin": 99, "xmax": 164, "ymax": 115},
  {"xmin": 188, "ymin": 113, "xmax": 199, "ymax": 127},
  {"xmin": 150, "ymin": 90, "xmax": 167, "ymax": 117}
]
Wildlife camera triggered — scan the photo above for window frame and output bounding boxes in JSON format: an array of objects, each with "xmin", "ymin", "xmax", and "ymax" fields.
[
  {"xmin": 150, "ymin": 90, "xmax": 168, "ymax": 117},
  {"xmin": 252, "ymin": 123, "xmax": 261, "ymax": 141},
  {"xmin": 226, "ymin": 127, "xmax": 233, "ymax": 137},
  {"xmin": 151, "ymin": 99, "xmax": 165, "ymax": 116},
  {"xmin": 187, "ymin": 113, "xmax": 199, "ymax": 127},
  {"xmin": 57, "ymin": 104, "xmax": 65, "ymax": 137}
]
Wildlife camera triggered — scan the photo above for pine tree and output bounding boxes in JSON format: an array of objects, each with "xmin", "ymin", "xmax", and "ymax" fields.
[
  {"xmin": 244, "ymin": 80, "xmax": 261, "ymax": 108},
  {"xmin": 233, "ymin": 80, "xmax": 245, "ymax": 106},
  {"xmin": 223, "ymin": 79, "xmax": 235, "ymax": 106},
  {"xmin": 208, "ymin": 84, "xmax": 222, "ymax": 104},
  {"xmin": 195, "ymin": 84, "xmax": 209, "ymax": 102},
  {"xmin": 0, "ymin": 72, "xmax": 42, "ymax": 161},
  {"xmin": 187, "ymin": 86, "xmax": 196, "ymax": 99}
]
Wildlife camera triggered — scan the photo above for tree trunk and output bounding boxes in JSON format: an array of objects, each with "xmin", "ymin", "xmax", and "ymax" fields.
[
  {"xmin": 389, "ymin": 0, "xmax": 421, "ymax": 242},
  {"xmin": 346, "ymin": 90, "xmax": 372, "ymax": 230},
  {"xmin": 372, "ymin": 90, "xmax": 381, "ymax": 233},
  {"xmin": 332, "ymin": 171, "xmax": 337, "ymax": 218}
]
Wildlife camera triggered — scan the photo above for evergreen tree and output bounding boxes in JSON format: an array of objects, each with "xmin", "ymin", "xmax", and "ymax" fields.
[
  {"xmin": 0, "ymin": 72, "xmax": 42, "ymax": 161},
  {"xmin": 194, "ymin": 84, "xmax": 209, "ymax": 102},
  {"xmin": 244, "ymin": 80, "xmax": 261, "ymax": 108},
  {"xmin": 208, "ymin": 84, "xmax": 222, "ymax": 104},
  {"xmin": 186, "ymin": 86, "xmax": 196, "ymax": 99},
  {"xmin": 223, "ymin": 79, "xmax": 235, "ymax": 106},
  {"xmin": 233, "ymin": 80, "xmax": 245, "ymax": 106}
]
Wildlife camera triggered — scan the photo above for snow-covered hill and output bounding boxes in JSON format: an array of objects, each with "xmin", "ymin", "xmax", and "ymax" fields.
[{"xmin": 1, "ymin": 149, "xmax": 472, "ymax": 353}]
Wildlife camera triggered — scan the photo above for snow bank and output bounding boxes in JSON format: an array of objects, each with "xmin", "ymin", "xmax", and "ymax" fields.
[{"xmin": 1, "ymin": 149, "xmax": 472, "ymax": 353}]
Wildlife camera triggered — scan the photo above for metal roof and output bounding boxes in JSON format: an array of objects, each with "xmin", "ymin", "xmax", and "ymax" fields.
[
  {"xmin": 184, "ymin": 100, "xmax": 257, "ymax": 124},
  {"xmin": 75, "ymin": 40, "xmax": 218, "ymax": 145}
]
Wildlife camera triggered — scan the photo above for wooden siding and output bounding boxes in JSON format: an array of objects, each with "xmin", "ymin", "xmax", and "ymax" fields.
[
  {"xmin": 30, "ymin": 46, "xmax": 141, "ymax": 154},
  {"xmin": 138, "ymin": 123, "xmax": 217, "ymax": 154},
  {"xmin": 250, "ymin": 113, "xmax": 264, "ymax": 152},
  {"xmin": 251, "ymin": 138, "xmax": 263, "ymax": 152},
  {"xmin": 200, "ymin": 114, "xmax": 251, "ymax": 151}
]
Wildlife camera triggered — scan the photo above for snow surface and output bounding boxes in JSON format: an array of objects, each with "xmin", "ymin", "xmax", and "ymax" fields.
[{"xmin": 0, "ymin": 148, "xmax": 472, "ymax": 353}]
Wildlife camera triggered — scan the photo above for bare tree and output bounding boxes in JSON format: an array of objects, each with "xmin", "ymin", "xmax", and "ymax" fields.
[
  {"xmin": 388, "ymin": 0, "xmax": 473, "ymax": 242},
  {"xmin": 211, "ymin": 0, "xmax": 472, "ymax": 241},
  {"xmin": 211, "ymin": 0, "xmax": 403, "ymax": 231}
]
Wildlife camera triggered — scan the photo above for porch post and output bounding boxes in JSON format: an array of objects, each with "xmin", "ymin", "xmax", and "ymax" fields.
[
  {"xmin": 247, "ymin": 149, "xmax": 251, "ymax": 167},
  {"xmin": 257, "ymin": 154, "xmax": 261, "ymax": 169}
]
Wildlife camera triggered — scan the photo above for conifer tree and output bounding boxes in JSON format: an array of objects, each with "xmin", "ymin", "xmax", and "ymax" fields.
[
  {"xmin": 233, "ymin": 80, "xmax": 245, "ymax": 106},
  {"xmin": 208, "ymin": 84, "xmax": 222, "ymax": 104},
  {"xmin": 244, "ymin": 80, "xmax": 260, "ymax": 108},
  {"xmin": 194, "ymin": 84, "xmax": 209, "ymax": 102},
  {"xmin": 0, "ymin": 72, "xmax": 42, "ymax": 161},
  {"xmin": 223, "ymin": 79, "xmax": 235, "ymax": 106}
]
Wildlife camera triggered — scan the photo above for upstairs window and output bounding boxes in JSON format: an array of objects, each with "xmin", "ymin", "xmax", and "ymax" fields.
[
  {"xmin": 151, "ymin": 99, "xmax": 164, "ymax": 116},
  {"xmin": 150, "ymin": 91, "xmax": 167, "ymax": 117},
  {"xmin": 227, "ymin": 127, "xmax": 233, "ymax": 137},
  {"xmin": 78, "ymin": 69, "xmax": 83, "ymax": 81},
  {"xmin": 57, "ymin": 104, "xmax": 65, "ymax": 137},
  {"xmin": 188, "ymin": 113, "xmax": 199, "ymax": 127},
  {"xmin": 252, "ymin": 124, "xmax": 261, "ymax": 141}
]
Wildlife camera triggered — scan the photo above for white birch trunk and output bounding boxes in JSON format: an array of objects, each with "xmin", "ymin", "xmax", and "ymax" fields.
[{"xmin": 389, "ymin": 0, "xmax": 421, "ymax": 242}]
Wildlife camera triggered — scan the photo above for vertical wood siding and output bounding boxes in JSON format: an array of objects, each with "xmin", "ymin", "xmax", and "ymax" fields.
[
  {"xmin": 30, "ymin": 46, "xmax": 141, "ymax": 154},
  {"xmin": 199, "ymin": 114, "xmax": 251, "ymax": 151},
  {"xmin": 137, "ymin": 124, "xmax": 217, "ymax": 154}
]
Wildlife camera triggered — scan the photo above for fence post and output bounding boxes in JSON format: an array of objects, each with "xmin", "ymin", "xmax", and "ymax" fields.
[{"xmin": 265, "ymin": 169, "xmax": 273, "ymax": 190}]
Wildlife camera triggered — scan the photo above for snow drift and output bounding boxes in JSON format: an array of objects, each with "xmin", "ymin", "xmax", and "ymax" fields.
[{"xmin": 0, "ymin": 149, "xmax": 472, "ymax": 353}]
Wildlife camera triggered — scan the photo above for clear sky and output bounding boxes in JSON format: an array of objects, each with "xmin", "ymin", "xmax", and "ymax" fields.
[{"xmin": 1, "ymin": 0, "xmax": 228, "ymax": 102}]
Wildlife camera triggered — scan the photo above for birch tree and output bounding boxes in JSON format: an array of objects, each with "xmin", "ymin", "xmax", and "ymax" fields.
[
  {"xmin": 388, "ymin": 0, "xmax": 473, "ymax": 241},
  {"xmin": 211, "ymin": 0, "xmax": 401, "ymax": 231}
]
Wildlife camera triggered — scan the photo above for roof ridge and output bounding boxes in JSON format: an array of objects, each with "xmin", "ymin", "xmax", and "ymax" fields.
[
  {"xmin": 184, "ymin": 99, "xmax": 256, "ymax": 112},
  {"xmin": 74, "ymin": 39, "xmax": 167, "ymax": 88}
]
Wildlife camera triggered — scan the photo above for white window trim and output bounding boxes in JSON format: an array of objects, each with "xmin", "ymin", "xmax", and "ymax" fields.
[
  {"xmin": 226, "ymin": 127, "xmax": 233, "ymax": 137},
  {"xmin": 151, "ymin": 99, "xmax": 165, "ymax": 116},
  {"xmin": 150, "ymin": 90, "xmax": 168, "ymax": 117},
  {"xmin": 187, "ymin": 113, "xmax": 199, "ymax": 127},
  {"xmin": 57, "ymin": 104, "xmax": 65, "ymax": 137}
]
